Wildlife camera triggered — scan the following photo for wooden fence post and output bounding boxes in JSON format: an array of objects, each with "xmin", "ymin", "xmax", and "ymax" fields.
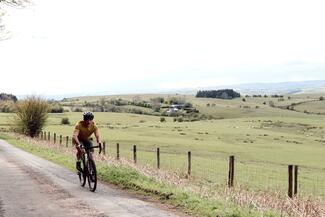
[
  {"xmin": 43, "ymin": 131, "xmax": 46, "ymax": 140},
  {"xmin": 157, "ymin": 148, "xmax": 160, "ymax": 169},
  {"xmin": 188, "ymin": 151, "xmax": 192, "ymax": 177},
  {"xmin": 66, "ymin": 136, "xmax": 69, "ymax": 147},
  {"xmin": 54, "ymin": 133, "xmax": 56, "ymax": 144},
  {"xmin": 228, "ymin": 155, "xmax": 235, "ymax": 187},
  {"xmin": 294, "ymin": 165, "xmax": 298, "ymax": 196},
  {"xmin": 48, "ymin": 132, "xmax": 50, "ymax": 141},
  {"xmin": 288, "ymin": 165, "xmax": 293, "ymax": 198},
  {"xmin": 133, "ymin": 145, "xmax": 137, "ymax": 164},
  {"xmin": 59, "ymin": 135, "xmax": 62, "ymax": 145},
  {"xmin": 116, "ymin": 143, "xmax": 120, "ymax": 160},
  {"xmin": 41, "ymin": 131, "xmax": 43, "ymax": 140},
  {"xmin": 103, "ymin": 142, "xmax": 106, "ymax": 155}
]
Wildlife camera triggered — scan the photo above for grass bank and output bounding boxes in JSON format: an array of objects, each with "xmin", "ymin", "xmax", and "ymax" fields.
[{"xmin": 0, "ymin": 132, "xmax": 279, "ymax": 217}]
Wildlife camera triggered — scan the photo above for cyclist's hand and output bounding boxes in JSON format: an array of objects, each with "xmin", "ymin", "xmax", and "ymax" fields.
[
  {"xmin": 76, "ymin": 146, "xmax": 83, "ymax": 159},
  {"xmin": 76, "ymin": 145, "xmax": 82, "ymax": 151}
]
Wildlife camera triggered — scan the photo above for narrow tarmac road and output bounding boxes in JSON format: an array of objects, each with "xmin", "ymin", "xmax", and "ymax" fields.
[{"xmin": 0, "ymin": 139, "xmax": 181, "ymax": 217}]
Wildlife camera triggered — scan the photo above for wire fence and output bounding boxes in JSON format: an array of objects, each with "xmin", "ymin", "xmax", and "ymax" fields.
[
  {"xmin": 1, "ymin": 128, "xmax": 324, "ymax": 199},
  {"xmin": 90, "ymin": 138, "xmax": 325, "ymax": 199}
]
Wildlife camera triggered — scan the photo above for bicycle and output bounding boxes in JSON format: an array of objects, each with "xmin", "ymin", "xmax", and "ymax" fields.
[{"xmin": 78, "ymin": 143, "xmax": 102, "ymax": 192}]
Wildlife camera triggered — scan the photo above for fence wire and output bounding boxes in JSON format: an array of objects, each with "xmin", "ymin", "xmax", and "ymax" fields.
[{"xmin": 15, "ymin": 130, "xmax": 325, "ymax": 199}]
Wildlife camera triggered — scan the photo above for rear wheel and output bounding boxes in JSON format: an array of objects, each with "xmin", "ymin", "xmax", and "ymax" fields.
[
  {"xmin": 87, "ymin": 158, "xmax": 97, "ymax": 192},
  {"xmin": 78, "ymin": 158, "xmax": 86, "ymax": 187}
]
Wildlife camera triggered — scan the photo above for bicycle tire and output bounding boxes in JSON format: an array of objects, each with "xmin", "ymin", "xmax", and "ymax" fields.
[
  {"xmin": 87, "ymin": 158, "xmax": 97, "ymax": 192},
  {"xmin": 79, "ymin": 158, "xmax": 87, "ymax": 187}
]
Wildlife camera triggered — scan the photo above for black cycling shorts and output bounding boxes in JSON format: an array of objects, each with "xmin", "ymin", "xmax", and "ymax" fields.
[{"xmin": 80, "ymin": 139, "xmax": 93, "ymax": 152}]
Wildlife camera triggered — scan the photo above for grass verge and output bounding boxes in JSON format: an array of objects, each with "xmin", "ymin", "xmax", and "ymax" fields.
[{"xmin": 0, "ymin": 133, "xmax": 280, "ymax": 217}]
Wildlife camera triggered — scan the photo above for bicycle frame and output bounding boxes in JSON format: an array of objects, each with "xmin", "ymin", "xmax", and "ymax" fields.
[{"xmin": 78, "ymin": 143, "xmax": 102, "ymax": 192}]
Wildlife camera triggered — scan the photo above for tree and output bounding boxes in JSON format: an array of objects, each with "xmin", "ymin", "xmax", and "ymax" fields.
[
  {"xmin": 1, "ymin": 0, "xmax": 31, "ymax": 40},
  {"xmin": 99, "ymin": 97, "xmax": 106, "ymax": 112},
  {"xmin": 268, "ymin": 101, "xmax": 275, "ymax": 107},
  {"xmin": 14, "ymin": 96, "xmax": 49, "ymax": 137},
  {"xmin": 150, "ymin": 97, "xmax": 163, "ymax": 112},
  {"xmin": 167, "ymin": 96, "xmax": 186, "ymax": 105},
  {"xmin": 0, "ymin": 92, "xmax": 17, "ymax": 102}
]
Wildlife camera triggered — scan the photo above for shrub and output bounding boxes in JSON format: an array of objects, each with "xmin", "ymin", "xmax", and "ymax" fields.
[
  {"xmin": 160, "ymin": 117, "xmax": 166, "ymax": 122},
  {"xmin": 152, "ymin": 104, "xmax": 161, "ymax": 112},
  {"xmin": 50, "ymin": 105, "xmax": 64, "ymax": 113},
  {"xmin": 167, "ymin": 96, "xmax": 186, "ymax": 105},
  {"xmin": 268, "ymin": 101, "xmax": 275, "ymax": 107},
  {"xmin": 129, "ymin": 108, "xmax": 144, "ymax": 114},
  {"xmin": 150, "ymin": 97, "xmax": 164, "ymax": 103},
  {"xmin": 177, "ymin": 117, "xmax": 183, "ymax": 122},
  {"xmin": 14, "ymin": 96, "xmax": 49, "ymax": 137},
  {"xmin": 320, "ymin": 96, "xmax": 324, "ymax": 101},
  {"xmin": 61, "ymin": 117, "xmax": 70, "ymax": 125},
  {"xmin": 183, "ymin": 103, "xmax": 192, "ymax": 108},
  {"xmin": 73, "ymin": 107, "xmax": 83, "ymax": 112}
]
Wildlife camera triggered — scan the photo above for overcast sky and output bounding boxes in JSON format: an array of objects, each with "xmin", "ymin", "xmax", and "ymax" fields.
[{"xmin": 1, "ymin": 0, "xmax": 325, "ymax": 96}]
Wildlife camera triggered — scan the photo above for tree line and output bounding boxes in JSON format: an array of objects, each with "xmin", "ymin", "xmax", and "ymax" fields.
[{"xmin": 196, "ymin": 89, "xmax": 241, "ymax": 99}]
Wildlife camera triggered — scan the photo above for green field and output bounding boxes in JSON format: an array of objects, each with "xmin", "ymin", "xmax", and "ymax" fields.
[{"xmin": 1, "ymin": 93, "xmax": 325, "ymax": 198}]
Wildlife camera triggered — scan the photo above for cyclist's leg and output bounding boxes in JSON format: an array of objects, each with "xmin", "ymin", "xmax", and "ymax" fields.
[
  {"xmin": 76, "ymin": 141, "xmax": 85, "ymax": 172},
  {"xmin": 83, "ymin": 139, "xmax": 94, "ymax": 152}
]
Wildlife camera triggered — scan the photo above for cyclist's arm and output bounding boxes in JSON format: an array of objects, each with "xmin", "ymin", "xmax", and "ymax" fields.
[
  {"xmin": 73, "ymin": 128, "xmax": 81, "ymax": 148},
  {"xmin": 94, "ymin": 128, "xmax": 102, "ymax": 144}
]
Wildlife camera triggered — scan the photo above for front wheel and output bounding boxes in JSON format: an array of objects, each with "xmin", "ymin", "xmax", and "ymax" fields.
[
  {"xmin": 78, "ymin": 158, "xmax": 86, "ymax": 187},
  {"xmin": 87, "ymin": 158, "xmax": 97, "ymax": 192}
]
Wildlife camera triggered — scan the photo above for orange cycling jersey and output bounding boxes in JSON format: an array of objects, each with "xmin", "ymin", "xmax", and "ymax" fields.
[{"xmin": 74, "ymin": 121, "xmax": 99, "ymax": 141}]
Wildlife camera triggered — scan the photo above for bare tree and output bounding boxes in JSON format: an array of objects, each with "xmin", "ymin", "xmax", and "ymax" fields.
[
  {"xmin": 0, "ymin": 0, "xmax": 31, "ymax": 40},
  {"xmin": 99, "ymin": 97, "xmax": 106, "ymax": 112},
  {"xmin": 0, "ymin": 0, "xmax": 31, "ymax": 8}
]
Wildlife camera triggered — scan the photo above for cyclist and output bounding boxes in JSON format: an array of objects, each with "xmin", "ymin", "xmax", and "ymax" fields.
[{"xmin": 73, "ymin": 111, "xmax": 102, "ymax": 172}]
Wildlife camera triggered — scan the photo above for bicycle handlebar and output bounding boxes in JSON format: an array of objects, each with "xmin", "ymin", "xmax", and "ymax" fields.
[{"xmin": 84, "ymin": 143, "xmax": 102, "ymax": 154}]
